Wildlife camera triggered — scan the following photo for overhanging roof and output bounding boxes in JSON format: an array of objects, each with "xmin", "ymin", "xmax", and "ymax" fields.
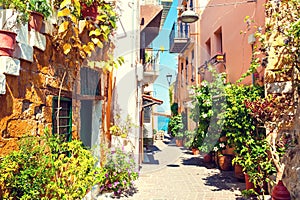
[
  {"xmin": 140, "ymin": 5, "xmax": 163, "ymax": 48},
  {"xmin": 142, "ymin": 94, "xmax": 163, "ymax": 108}
]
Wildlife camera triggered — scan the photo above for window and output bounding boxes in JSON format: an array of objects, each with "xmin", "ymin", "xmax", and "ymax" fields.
[
  {"xmin": 205, "ymin": 38, "xmax": 211, "ymax": 59},
  {"xmin": 52, "ymin": 97, "xmax": 72, "ymax": 141},
  {"xmin": 215, "ymin": 27, "xmax": 223, "ymax": 53},
  {"xmin": 181, "ymin": 62, "xmax": 184, "ymax": 87},
  {"xmin": 80, "ymin": 67, "xmax": 100, "ymax": 96},
  {"xmin": 191, "ymin": 50, "xmax": 195, "ymax": 82},
  {"xmin": 143, "ymin": 106, "xmax": 151, "ymax": 123},
  {"xmin": 185, "ymin": 57, "xmax": 189, "ymax": 85}
]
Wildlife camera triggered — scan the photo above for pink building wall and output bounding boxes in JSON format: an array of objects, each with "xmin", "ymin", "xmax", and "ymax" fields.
[{"xmin": 199, "ymin": 0, "xmax": 266, "ymax": 84}]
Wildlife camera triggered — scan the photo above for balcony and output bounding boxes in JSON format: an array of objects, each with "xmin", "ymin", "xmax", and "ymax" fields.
[
  {"xmin": 143, "ymin": 62, "xmax": 159, "ymax": 84},
  {"xmin": 169, "ymin": 22, "xmax": 191, "ymax": 53}
]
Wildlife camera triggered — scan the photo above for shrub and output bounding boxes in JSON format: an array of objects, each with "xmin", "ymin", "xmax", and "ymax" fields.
[{"xmin": 0, "ymin": 131, "xmax": 105, "ymax": 199}]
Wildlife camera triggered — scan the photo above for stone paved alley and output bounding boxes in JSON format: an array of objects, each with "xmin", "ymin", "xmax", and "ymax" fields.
[{"xmin": 97, "ymin": 134, "xmax": 246, "ymax": 200}]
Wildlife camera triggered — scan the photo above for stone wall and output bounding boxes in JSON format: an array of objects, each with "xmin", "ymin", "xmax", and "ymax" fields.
[
  {"xmin": 282, "ymin": 107, "xmax": 300, "ymax": 200},
  {"xmin": 0, "ymin": 10, "xmax": 81, "ymax": 156}
]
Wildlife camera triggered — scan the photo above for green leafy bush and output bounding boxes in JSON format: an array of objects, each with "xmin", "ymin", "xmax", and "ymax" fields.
[
  {"xmin": 0, "ymin": 131, "xmax": 105, "ymax": 199},
  {"xmin": 168, "ymin": 114, "xmax": 184, "ymax": 138},
  {"xmin": 27, "ymin": 0, "xmax": 52, "ymax": 18}
]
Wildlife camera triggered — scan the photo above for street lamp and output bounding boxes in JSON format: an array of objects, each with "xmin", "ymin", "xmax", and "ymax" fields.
[
  {"xmin": 166, "ymin": 74, "xmax": 172, "ymax": 86},
  {"xmin": 179, "ymin": 9, "xmax": 199, "ymax": 23}
]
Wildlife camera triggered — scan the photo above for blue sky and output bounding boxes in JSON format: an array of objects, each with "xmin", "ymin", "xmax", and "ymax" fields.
[{"xmin": 152, "ymin": 1, "xmax": 178, "ymax": 130}]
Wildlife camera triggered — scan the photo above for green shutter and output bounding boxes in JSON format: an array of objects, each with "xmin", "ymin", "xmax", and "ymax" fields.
[
  {"xmin": 80, "ymin": 67, "xmax": 100, "ymax": 96},
  {"xmin": 52, "ymin": 97, "xmax": 72, "ymax": 142}
]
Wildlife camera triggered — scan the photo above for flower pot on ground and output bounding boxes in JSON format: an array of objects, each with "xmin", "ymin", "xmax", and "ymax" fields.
[
  {"xmin": 0, "ymin": 30, "xmax": 17, "ymax": 56},
  {"xmin": 191, "ymin": 147, "xmax": 200, "ymax": 155},
  {"xmin": 176, "ymin": 138, "xmax": 183, "ymax": 147},
  {"xmin": 245, "ymin": 173, "xmax": 255, "ymax": 190},
  {"xmin": 244, "ymin": 173, "xmax": 269, "ymax": 195},
  {"xmin": 203, "ymin": 153, "xmax": 212, "ymax": 163},
  {"xmin": 218, "ymin": 154, "xmax": 233, "ymax": 171},
  {"xmin": 234, "ymin": 164, "xmax": 245, "ymax": 181}
]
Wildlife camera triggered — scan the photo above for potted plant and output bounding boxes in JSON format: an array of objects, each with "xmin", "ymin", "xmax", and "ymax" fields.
[
  {"xmin": 223, "ymin": 84, "xmax": 275, "ymax": 197},
  {"xmin": 213, "ymin": 140, "xmax": 233, "ymax": 171},
  {"xmin": 80, "ymin": 0, "xmax": 99, "ymax": 20},
  {"xmin": 0, "ymin": 0, "xmax": 28, "ymax": 56},
  {"xmin": 27, "ymin": 0, "xmax": 52, "ymax": 31},
  {"xmin": 109, "ymin": 115, "xmax": 136, "ymax": 149},
  {"xmin": 174, "ymin": 131, "xmax": 184, "ymax": 147}
]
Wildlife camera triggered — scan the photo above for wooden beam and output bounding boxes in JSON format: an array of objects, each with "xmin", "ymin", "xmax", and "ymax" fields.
[{"xmin": 152, "ymin": 112, "xmax": 171, "ymax": 117}]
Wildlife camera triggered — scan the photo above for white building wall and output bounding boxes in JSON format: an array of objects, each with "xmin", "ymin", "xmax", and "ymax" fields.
[{"xmin": 113, "ymin": 0, "xmax": 141, "ymax": 162}]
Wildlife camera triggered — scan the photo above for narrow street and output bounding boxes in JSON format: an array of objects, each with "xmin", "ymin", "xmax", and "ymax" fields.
[{"xmin": 99, "ymin": 134, "xmax": 246, "ymax": 200}]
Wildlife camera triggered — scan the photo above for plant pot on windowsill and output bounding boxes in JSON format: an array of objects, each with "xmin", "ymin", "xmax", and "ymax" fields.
[
  {"xmin": 81, "ymin": 2, "xmax": 98, "ymax": 20},
  {"xmin": 28, "ymin": 11, "xmax": 44, "ymax": 32},
  {"xmin": 0, "ymin": 30, "xmax": 17, "ymax": 57}
]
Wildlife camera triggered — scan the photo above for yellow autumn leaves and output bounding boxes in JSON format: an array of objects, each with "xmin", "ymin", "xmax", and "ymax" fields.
[{"xmin": 55, "ymin": 0, "xmax": 112, "ymax": 58}]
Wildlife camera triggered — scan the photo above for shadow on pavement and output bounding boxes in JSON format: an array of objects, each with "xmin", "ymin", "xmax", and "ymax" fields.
[
  {"xmin": 145, "ymin": 145, "xmax": 161, "ymax": 152},
  {"xmin": 180, "ymin": 150, "xmax": 246, "ymax": 199},
  {"xmin": 142, "ymin": 153, "xmax": 159, "ymax": 164},
  {"xmin": 181, "ymin": 151, "xmax": 217, "ymax": 169},
  {"xmin": 166, "ymin": 164, "xmax": 180, "ymax": 167},
  {"xmin": 181, "ymin": 156, "xmax": 201, "ymax": 166},
  {"xmin": 203, "ymin": 170, "xmax": 245, "ymax": 191}
]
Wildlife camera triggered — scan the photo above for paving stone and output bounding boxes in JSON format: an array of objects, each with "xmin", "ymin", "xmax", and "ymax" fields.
[{"xmin": 93, "ymin": 134, "xmax": 246, "ymax": 200}]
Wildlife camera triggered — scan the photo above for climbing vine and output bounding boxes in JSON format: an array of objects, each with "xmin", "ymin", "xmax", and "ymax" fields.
[
  {"xmin": 52, "ymin": 0, "xmax": 124, "ymax": 70},
  {"xmin": 238, "ymin": 0, "xmax": 300, "ymax": 183}
]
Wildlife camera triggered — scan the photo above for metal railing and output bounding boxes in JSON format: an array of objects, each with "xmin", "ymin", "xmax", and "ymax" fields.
[{"xmin": 169, "ymin": 22, "xmax": 190, "ymax": 51}]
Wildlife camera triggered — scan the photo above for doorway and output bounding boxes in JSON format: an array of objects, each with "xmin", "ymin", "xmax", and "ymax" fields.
[{"xmin": 80, "ymin": 100, "xmax": 93, "ymax": 147}]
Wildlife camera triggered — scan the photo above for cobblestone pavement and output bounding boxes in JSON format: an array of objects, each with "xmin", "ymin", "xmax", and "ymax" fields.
[{"xmin": 97, "ymin": 135, "xmax": 247, "ymax": 200}]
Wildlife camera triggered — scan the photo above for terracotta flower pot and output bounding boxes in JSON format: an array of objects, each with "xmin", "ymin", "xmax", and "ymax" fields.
[
  {"xmin": 192, "ymin": 148, "xmax": 200, "ymax": 155},
  {"xmin": 222, "ymin": 146, "xmax": 235, "ymax": 155},
  {"xmin": 234, "ymin": 164, "xmax": 245, "ymax": 181},
  {"xmin": 245, "ymin": 173, "xmax": 255, "ymax": 190},
  {"xmin": 218, "ymin": 154, "xmax": 233, "ymax": 171},
  {"xmin": 29, "ymin": 11, "xmax": 44, "ymax": 32},
  {"xmin": 0, "ymin": 30, "xmax": 17, "ymax": 56},
  {"xmin": 81, "ymin": 2, "xmax": 98, "ymax": 20},
  {"xmin": 176, "ymin": 139, "xmax": 183, "ymax": 147},
  {"xmin": 203, "ymin": 153, "xmax": 212, "ymax": 163},
  {"xmin": 245, "ymin": 173, "xmax": 269, "ymax": 195}
]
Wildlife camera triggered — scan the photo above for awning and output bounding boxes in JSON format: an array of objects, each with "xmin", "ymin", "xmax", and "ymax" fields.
[
  {"xmin": 142, "ymin": 94, "xmax": 163, "ymax": 108},
  {"xmin": 140, "ymin": 5, "xmax": 163, "ymax": 48}
]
